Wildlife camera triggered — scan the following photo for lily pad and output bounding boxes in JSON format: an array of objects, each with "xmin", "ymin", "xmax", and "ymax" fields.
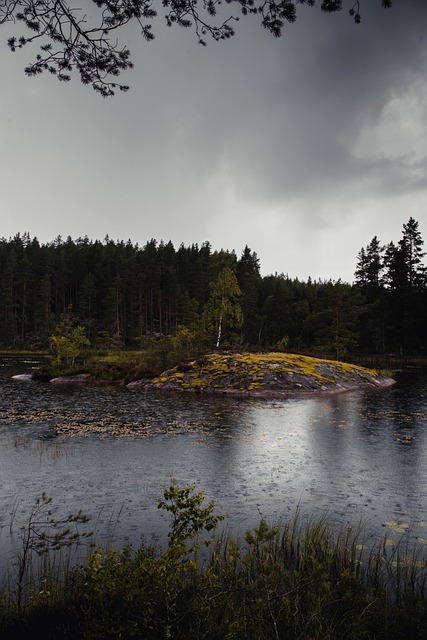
[
  {"xmin": 384, "ymin": 521, "xmax": 409, "ymax": 533},
  {"xmin": 384, "ymin": 539, "xmax": 395, "ymax": 546},
  {"xmin": 392, "ymin": 558, "xmax": 424, "ymax": 569}
]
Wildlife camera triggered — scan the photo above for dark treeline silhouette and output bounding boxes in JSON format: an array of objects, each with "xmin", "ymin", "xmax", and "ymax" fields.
[
  {"xmin": 0, "ymin": 218, "xmax": 426, "ymax": 358},
  {"xmin": 354, "ymin": 217, "xmax": 427, "ymax": 355}
]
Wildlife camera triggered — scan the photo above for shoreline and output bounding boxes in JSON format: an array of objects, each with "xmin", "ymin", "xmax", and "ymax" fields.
[
  {"xmin": 127, "ymin": 352, "xmax": 396, "ymax": 396},
  {"xmin": 127, "ymin": 378, "xmax": 396, "ymax": 397}
]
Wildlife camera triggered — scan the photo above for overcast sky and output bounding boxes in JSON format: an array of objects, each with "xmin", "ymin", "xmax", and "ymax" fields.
[{"xmin": 1, "ymin": 1, "xmax": 426, "ymax": 282}]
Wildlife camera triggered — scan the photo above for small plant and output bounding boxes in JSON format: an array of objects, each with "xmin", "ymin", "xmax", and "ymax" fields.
[
  {"xmin": 158, "ymin": 482, "xmax": 227, "ymax": 557},
  {"xmin": 12, "ymin": 493, "xmax": 92, "ymax": 611},
  {"xmin": 50, "ymin": 306, "xmax": 90, "ymax": 367},
  {"xmin": 275, "ymin": 335, "xmax": 289, "ymax": 351},
  {"xmin": 2, "ymin": 487, "xmax": 427, "ymax": 639}
]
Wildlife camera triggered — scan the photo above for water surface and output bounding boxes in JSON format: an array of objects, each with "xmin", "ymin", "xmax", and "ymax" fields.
[{"xmin": 1, "ymin": 356, "xmax": 426, "ymax": 562}]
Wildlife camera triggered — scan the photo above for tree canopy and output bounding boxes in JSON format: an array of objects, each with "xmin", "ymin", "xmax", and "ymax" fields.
[
  {"xmin": 1, "ymin": 0, "xmax": 393, "ymax": 96},
  {"xmin": 0, "ymin": 220, "xmax": 425, "ymax": 359}
]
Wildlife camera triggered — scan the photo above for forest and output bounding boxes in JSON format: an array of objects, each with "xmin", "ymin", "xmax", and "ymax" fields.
[{"xmin": 0, "ymin": 217, "xmax": 426, "ymax": 361}]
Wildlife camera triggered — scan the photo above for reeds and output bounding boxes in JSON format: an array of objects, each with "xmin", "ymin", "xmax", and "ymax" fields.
[{"xmin": 1, "ymin": 488, "xmax": 426, "ymax": 639}]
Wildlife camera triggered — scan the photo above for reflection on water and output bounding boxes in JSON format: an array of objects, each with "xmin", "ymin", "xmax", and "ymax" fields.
[{"xmin": 1, "ymin": 357, "xmax": 427, "ymax": 565}]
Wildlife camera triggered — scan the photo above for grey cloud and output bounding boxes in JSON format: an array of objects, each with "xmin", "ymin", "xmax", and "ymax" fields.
[{"xmin": 1, "ymin": 1, "xmax": 427, "ymax": 282}]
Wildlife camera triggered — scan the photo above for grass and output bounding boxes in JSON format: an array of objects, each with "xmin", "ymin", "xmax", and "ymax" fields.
[
  {"xmin": 29, "ymin": 349, "xmax": 156, "ymax": 384},
  {"xmin": 1, "ymin": 487, "xmax": 427, "ymax": 639},
  {"xmin": 0, "ymin": 350, "xmax": 50, "ymax": 356}
]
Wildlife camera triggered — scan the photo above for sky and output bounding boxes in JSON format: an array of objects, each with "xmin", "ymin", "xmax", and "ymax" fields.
[{"xmin": 1, "ymin": 1, "xmax": 427, "ymax": 283}]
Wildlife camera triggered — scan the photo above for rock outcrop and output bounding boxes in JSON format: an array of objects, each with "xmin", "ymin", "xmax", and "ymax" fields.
[{"xmin": 127, "ymin": 352, "xmax": 395, "ymax": 396}]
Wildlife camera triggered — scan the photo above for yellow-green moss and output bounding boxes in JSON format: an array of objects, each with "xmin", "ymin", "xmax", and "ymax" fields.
[
  {"xmin": 190, "ymin": 376, "xmax": 208, "ymax": 388},
  {"xmin": 151, "ymin": 352, "xmax": 385, "ymax": 393},
  {"xmin": 248, "ymin": 381, "xmax": 266, "ymax": 391}
]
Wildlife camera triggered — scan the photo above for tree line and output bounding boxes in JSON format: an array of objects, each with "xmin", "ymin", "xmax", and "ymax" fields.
[{"xmin": 0, "ymin": 217, "xmax": 426, "ymax": 359}]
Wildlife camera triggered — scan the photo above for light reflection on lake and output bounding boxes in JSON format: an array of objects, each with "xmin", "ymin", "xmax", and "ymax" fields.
[{"xmin": 1, "ymin": 357, "xmax": 427, "ymax": 566}]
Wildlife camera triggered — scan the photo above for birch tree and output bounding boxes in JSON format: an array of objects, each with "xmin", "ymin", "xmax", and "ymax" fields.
[{"xmin": 203, "ymin": 267, "xmax": 243, "ymax": 348}]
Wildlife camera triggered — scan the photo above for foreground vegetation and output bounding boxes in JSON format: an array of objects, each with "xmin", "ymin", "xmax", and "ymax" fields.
[{"xmin": 1, "ymin": 486, "xmax": 427, "ymax": 639}]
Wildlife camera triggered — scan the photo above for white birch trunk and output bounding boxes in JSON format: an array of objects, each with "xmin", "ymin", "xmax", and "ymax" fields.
[{"xmin": 216, "ymin": 315, "xmax": 222, "ymax": 348}]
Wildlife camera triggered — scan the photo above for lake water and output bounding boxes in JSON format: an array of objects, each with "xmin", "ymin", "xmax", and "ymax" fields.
[{"xmin": 1, "ymin": 356, "xmax": 427, "ymax": 565}]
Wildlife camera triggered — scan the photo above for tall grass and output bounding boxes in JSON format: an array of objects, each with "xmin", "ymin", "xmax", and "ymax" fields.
[{"xmin": 1, "ymin": 487, "xmax": 426, "ymax": 639}]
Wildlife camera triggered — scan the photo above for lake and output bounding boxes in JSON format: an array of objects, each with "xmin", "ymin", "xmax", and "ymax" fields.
[{"xmin": 1, "ymin": 356, "xmax": 427, "ymax": 566}]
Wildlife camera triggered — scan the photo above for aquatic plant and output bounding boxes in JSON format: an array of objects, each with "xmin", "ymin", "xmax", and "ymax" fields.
[
  {"xmin": 0, "ymin": 492, "xmax": 93, "ymax": 626},
  {"xmin": 1, "ymin": 487, "xmax": 427, "ymax": 639}
]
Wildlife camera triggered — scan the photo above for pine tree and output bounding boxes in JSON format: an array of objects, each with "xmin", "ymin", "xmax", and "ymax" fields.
[
  {"xmin": 355, "ymin": 236, "xmax": 384, "ymax": 289},
  {"xmin": 381, "ymin": 219, "xmax": 427, "ymax": 353},
  {"xmin": 399, "ymin": 217, "xmax": 427, "ymax": 291},
  {"xmin": 1, "ymin": 0, "xmax": 395, "ymax": 97},
  {"xmin": 237, "ymin": 246, "xmax": 262, "ymax": 344},
  {"xmin": 309, "ymin": 281, "xmax": 364, "ymax": 360}
]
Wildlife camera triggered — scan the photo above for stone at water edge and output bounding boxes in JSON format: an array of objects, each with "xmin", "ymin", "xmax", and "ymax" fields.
[{"xmin": 50, "ymin": 374, "xmax": 88, "ymax": 385}]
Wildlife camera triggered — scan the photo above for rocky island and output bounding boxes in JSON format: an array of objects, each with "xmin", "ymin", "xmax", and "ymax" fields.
[{"xmin": 127, "ymin": 352, "xmax": 395, "ymax": 396}]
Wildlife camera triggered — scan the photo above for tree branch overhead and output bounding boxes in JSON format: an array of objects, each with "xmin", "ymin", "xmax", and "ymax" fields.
[{"xmin": 1, "ymin": 0, "xmax": 393, "ymax": 96}]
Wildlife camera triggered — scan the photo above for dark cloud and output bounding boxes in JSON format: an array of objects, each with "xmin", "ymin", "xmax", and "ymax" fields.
[{"xmin": 1, "ymin": 1, "xmax": 427, "ymax": 281}]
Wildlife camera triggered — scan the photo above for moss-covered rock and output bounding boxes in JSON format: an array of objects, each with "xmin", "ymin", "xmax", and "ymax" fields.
[{"xmin": 128, "ymin": 352, "xmax": 395, "ymax": 396}]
